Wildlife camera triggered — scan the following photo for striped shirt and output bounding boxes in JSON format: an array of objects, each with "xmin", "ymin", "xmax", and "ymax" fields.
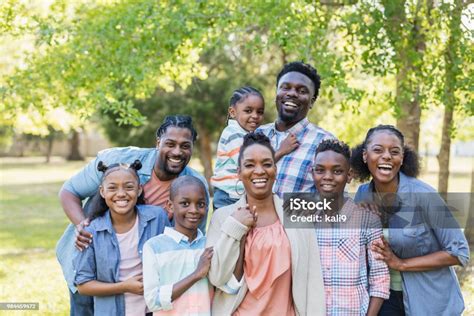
[
  {"xmin": 143, "ymin": 227, "xmax": 212, "ymax": 315},
  {"xmin": 315, "ymin": 198, "xmax": 389, "ymax": 316},
  {"xmin": 257, "ymin": 118, "xmax": 333, "ymax": 196},
  {"xmin": 211, "ymin": 119, "xmax": 247, "ymax": 199}
]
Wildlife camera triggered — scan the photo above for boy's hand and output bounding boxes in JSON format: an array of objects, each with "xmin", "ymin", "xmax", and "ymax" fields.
[
  {"xmin": 278, "ymin": 133, "xmax": 299, "ymax": 156},
  {"xmin": 75, "ymin": 218, "xmax": 92, "ymax": 251},
  {"xmin": 232, "ymin": 204, "xmax": 258, "ymax": 228},
  {"xmin": 123, "ymin": 274, "xmax": 144, "ymax": 295},
  {"xmin": 194, "ymin": 247, "xmax": 214, "ymax": 279}
]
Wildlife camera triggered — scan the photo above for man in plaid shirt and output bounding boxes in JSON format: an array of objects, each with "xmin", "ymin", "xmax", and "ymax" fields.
[
  {"xmin": 258, "ymin": 61, "xmax": 333, "ymax": 197},
  {"xmin": 312, "ymin": 139, "xmax": 389, "ymax": 315}
]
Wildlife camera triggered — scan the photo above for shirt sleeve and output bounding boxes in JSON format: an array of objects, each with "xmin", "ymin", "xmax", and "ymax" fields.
[
  {"xmin": 220, "ymin": 274, "xmax": 243, "ymax": 294},
  {"xmin": 62, "ymin": 155, "xmax": 103, "ymax": 200},
  {"xmin": 143, "ymin": 241, "xmax": 173, "ymax": 311},
  {"xmin": 425, "ymin": 193, "xmax": 470, "ymax": 267},
  {"xmin": 73, "ymin": 230, "xmax": 97, "ymax": 286},
  {"xmin": 206, "ymin": 211, "xmax": 248, "ymax": 290},
  {"xmin": 366, "ymin": 212, "xmax": 390, "ymax": 299}
]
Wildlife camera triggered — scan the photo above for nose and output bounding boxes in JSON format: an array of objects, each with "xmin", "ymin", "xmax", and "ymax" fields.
[
  {"xmin": 322, "ymin": 171, "xmax": 333, "ymax": 180},
  {"xmin": 116, "ymin": 187, "xmax": 126, "ymax": 196},
  {"xmin": 254, "ymin": 164, "xmax": 265, "ymax": 175},
  {"xmin": 382, "ymin": 149, "xmax": 391, "ymax": 160},
  {"xmin": 171, "ymin": 145, "xmax": 181, "ymax": 156},
  {"xmin": 286, "ymin": 87, "xmax": 297, "ymax": 97}
]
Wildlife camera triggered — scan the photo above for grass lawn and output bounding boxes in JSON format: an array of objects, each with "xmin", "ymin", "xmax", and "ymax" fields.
[{"xmin": 0, "ymin": 156, "xmax": 472, "ymax": 315}]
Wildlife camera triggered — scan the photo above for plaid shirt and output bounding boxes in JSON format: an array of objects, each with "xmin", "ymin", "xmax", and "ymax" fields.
[
  {"xmin": 315, "ymin": 198, "xmax": 390, "ymax": 316},
  {"xmin": 258, "ymin": 118, "xmax": 333, "ymax": 196}
]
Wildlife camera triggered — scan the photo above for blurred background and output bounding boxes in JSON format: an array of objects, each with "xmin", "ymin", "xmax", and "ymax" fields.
[{"xmin": 0, "ymin": 0, "xmax": 472, "ymax": 314}]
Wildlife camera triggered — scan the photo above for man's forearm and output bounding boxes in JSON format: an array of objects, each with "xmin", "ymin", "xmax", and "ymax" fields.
[{"xmin": 59, "ymin": 189, "xmax": 85, "ymax": 225}]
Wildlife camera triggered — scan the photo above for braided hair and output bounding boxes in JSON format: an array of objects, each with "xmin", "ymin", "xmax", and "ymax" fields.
[
  {"xmin": 276, "ymin": 61, "xmax": 321, "ymax": 99},
  {"xmin": 88, "ymin": 160, "xmax": 145, "ymax": 220},
  {"xmin": 351, "ymin": 125, "xmax": 420, "ymax": 182},
  {"xmin": 156, "ymin": 115, "xmax": 198, "ymax": 142}
]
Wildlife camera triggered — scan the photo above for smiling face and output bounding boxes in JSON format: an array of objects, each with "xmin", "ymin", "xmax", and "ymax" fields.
[
  {"xmin": 238, "ymin": 144, "xmax": 276, "ymax": 200},
  {"xmin": 156, "ymin": 127, "xmax": 193, "ymax": 179},
  {"xmin": 312, "ymin": 150, "xmax": 351, "ymax": 199},
  {"xmin": 229, "ymin": 94, "xmax": 265, "ymax": 132},
  {"xmin": 363, "ymin": 131, "xmax": 404, "ymax": 188},
  {"xmin": 168, "ymin": 183, "xmax": 207, "ymax": 236},
  {"xmin": 100, "ymin": 168, "xmax": 142, "ymax": 217},
  {"xmin": 276, "ymin": 71, "xmax": 316, "ymax": 128}
]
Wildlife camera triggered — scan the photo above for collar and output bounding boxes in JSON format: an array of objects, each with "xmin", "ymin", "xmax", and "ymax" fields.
[
  {"xmin": 164, "ymin": 226, "xmax": 204, "ymax": 244},
  {"xmin": 270, "ymin": 117, "xmax": 310, "ymax": 137},
  {"xmin": 228, "ymin": 119, "xmax": 248, "ymax": 134}
]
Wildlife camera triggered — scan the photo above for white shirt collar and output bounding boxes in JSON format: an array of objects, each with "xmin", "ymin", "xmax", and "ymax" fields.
[{"xmin": 163, "ymin": 226, "xmax": 204, "ymax": 244}]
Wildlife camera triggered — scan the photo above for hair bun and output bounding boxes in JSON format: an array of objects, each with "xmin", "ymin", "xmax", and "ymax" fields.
[
  {"xmin": 130, "ymin": 159, "xmax": 142, "ymax": 171},
  {"xmin": 97, "ymin": 161, "xmax": 108, "ymax": 172}
]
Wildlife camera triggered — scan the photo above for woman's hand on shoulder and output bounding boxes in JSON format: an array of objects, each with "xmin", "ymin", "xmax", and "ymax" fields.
[{"xmin": 232, "ymin": 204, "xmax": 257, "ymax": 228}]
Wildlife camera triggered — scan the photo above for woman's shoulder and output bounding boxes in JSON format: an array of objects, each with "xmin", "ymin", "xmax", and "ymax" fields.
[{"xmin": 399, "ymin": 172, "xmax": 436, "ymax": 193}]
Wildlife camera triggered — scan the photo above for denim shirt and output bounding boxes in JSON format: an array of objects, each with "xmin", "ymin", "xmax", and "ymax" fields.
[
  {"xmin": 57, "ymin": 147, "xmax": 209, "ymax": 293},
  {"xmin": 355, "ymin": 172, "xmax": 469, "ymax": 316},
  {"xmin": 73, "ymin": 205, "xmax": 170, "ymax": 316}
]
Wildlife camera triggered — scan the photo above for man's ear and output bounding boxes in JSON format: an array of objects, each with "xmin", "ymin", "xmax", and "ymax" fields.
[
  {"xmin": 228, "ymin": 107, "xmax": 236, "ymax": 119},
  {"xmin": 155, "ymin": 137, "xmax": 160, "ymax": 149}
]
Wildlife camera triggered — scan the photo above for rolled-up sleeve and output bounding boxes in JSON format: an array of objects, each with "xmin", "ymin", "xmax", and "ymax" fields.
[
  {"xmin": 73, "ymin": 237, "xmax": 97, "ymax": 286},
  {"xmin": 62, "ymin": 156, "xmax": 102, "ymax": 199},
  {"xmin": 426, "ymin": 194, "xmax": 470, "ymax": 267}
]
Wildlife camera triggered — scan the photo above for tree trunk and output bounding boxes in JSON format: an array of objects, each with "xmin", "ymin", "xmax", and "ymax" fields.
[
  {"xmin": 67, "ymin": 130, "xmax": 84, "ymax": 161},
  {"xmin": 45, "ymin": 133, "xmax": 54, "ymax": 163},
  {"xmin": 395, "ymin": 89, "xmax": 421, "ymax": 150},
  {"xmin": 437, "ymin": 0, "xmax": 463, "ymax": 196},
  {"xmin": 196, "ymin": 125, "xmax": 213, "ymax": 191}
]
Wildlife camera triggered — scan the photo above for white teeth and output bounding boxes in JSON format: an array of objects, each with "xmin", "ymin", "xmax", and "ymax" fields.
[
  {"xmin": 168, "ymin": 158, "xmax": 182, "ymax": 163},
  {"xmin": 115, "ymin": 200, "xmax": 129, "ymax": 207},
  {"xmin": 252, "ymin": 179, "xmax": 267, "ymax": 183},
  {"xmin": 378, "ymin": 164, "xmax": 392, "ymax": 169},
  {"xmin": 284, "ymin": 101, "xmax": 297, "ymax": 107}
]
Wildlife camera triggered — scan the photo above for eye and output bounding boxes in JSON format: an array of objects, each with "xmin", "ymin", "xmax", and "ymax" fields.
[
  {"xmin": 264, "ymin": 162, "xmax": 273, "ymax": 168},
  {"xmin": 180, "ymin": 201, "xmax": 190, "ymax": 207},
  {"xmin": 244, "ymin": 163, "xmax": 254, "ymax": 168},
  {"xmin": 244, "ymin": 109, "xmax": 252, "ymax": 114},
  {"xmin": 334, "ymin": 169, "xmax": 343, "ymax": 175},
  {"xmin": 181, "ymin": 143, "xmax": 191, "ymax": 150},
  {"xmin": 198, "ymin": 202, "xmax": 206, "ymax": 208},
  {"xmin": 299, "ymin": 88, "xmax": 308, "ymax": 94},
  {"xmin": 373, "ymin": 147, "xmax": 383, "ymax": 153},
  {"xmin": 257, "ymin": 109, "xmax": 264, "ymax": 115},
  {"xmin": 313, "ymin": 168, "xmax": 324, "ymax": 174},
  {"xmin": 390, "ymin": 149, "xmax": 401, "ymax": 155}
]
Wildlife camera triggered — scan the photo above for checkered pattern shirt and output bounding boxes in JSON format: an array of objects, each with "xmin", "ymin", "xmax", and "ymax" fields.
[
  {"xmin": 257, "ymin": 118, "xmax": 333, "ymax": 196},
  {"xmin": 315, "ymin": 198, "xmax": 390, "ymax": 316}
]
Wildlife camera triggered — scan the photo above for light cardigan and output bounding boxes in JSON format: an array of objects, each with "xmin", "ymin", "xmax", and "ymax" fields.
[{"xmin": 206, "ymin": 194, "xmax": 326, "ymax": 316}]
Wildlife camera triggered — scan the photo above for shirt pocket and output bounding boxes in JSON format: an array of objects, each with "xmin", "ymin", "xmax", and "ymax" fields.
[
  {"xmin": 337, "ymin": 237, "xmax": 360, "ymax": 263},
  {"xmin": 401, "ymin": 224, "xmax": 430, "ymax": 255}
]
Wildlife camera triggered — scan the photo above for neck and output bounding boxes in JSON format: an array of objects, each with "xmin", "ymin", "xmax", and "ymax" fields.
[
  {"xmin": 374, "ymin": 177, "xmax": 399, "ymax": 194},
  {"xmin": 275, "ymin": 118, "xmax": 298, "ymax": 132},
  {"xmin": 174, "ymin": 225, "xmax": 198, "ymax": 242},
  {"xmin": 111, "ymin": 208, "xmax": 137, "ymax": 233},
  {"xmin": 246, "ymin": 193, "xmax": 275, "ymax": 214},
  {"xmin": 154, "ymin": 160, "xmax": 178, "ymax": 182}
]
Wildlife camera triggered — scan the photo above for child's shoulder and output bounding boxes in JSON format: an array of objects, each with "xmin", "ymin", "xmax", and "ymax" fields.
[
  {"xmin": 144, "ymin": 233, "xmax": 173, "ymax": 253},
  {"xmin": 342, "ymin": 197, "xmax": 381, "ymax": 225}
]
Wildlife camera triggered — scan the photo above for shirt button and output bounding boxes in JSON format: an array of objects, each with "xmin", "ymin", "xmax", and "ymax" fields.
[{"xmin": 139, "ymin": 250, "xmax": 142, "ymax": 254}]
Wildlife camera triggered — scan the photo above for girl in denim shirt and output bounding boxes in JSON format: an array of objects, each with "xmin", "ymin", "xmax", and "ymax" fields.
[
  {"xmin": 73, "ymin": 160, "xmax": 170, "ymax": 316},
  {"xmin": 351, "ymin": 125, "xmax": 469, "ymax": 316}
]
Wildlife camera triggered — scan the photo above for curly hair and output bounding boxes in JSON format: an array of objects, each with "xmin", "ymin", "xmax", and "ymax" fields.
[
  {"xmin": 237, "ymin": 132, "xmax": 275, "ymax": 167},
  {"xmin": 350, "ymin": 125, "xmax": 420, "ymax": 182},
  {"xmin": 229, "ymin": 86, "xmax": 264, "ymax": 107},
  {"xmin": 315, "ymin": 139, "xmax": 351, "ymax": 163},
  {"xmin": 276, "ymin": 61, "xmax": 321, "ymax": 99}
]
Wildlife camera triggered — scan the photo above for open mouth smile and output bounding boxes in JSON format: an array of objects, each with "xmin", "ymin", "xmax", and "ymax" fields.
[{"xmin": 251, "ymin": 178, "xmax": 268, "ymax": 188}]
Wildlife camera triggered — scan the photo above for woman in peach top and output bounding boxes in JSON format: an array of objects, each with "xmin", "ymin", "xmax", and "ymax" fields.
[{"xmin": 206, "ymin": 133, "xmax": 326, "ymax": 316}]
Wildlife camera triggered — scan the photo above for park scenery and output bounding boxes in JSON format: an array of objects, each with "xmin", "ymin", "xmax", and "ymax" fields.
[{"xmin": 1, "ymin": 0, "xmax": 473, "ymax": 315}]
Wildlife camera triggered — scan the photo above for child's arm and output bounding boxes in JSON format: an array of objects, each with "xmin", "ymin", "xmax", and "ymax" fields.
[
  {"xmin": 275, "ymin": 133, "xmax": 299, "ymax": 162},
  {"xmin": 170, "ymin": 247, "xmax": 213, "ymax": 301},
  {"xmin": 367, "ymin": 297, "xmax": 384, "ymax": 316},
  {"xmin": 74, "ymin": 232, "xmax": 143, "ymax": 296},
  {"xmin": 77, "ymin": 276, "xmax": 143, "ymax": 296}
]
